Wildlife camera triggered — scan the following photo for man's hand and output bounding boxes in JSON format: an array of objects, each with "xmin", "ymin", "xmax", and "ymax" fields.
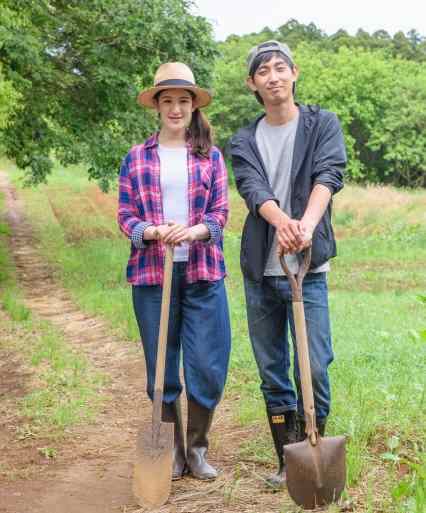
[
  {"xmin": 275, "ymin": 214, "xmax": 303, "ymax": 254},
  {"xmin": 258, "ymin": 201, "xmax": 304, "ymax": 254},
  {"xmin": 298, "ymin": 219, "xmax": 314, "ymax": 249},
  {"xmin": 276, "ymin": 218, "xmax": 314, "ymax": 257}
]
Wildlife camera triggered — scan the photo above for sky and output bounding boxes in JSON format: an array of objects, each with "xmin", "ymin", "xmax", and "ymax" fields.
[{"xmin": 191, "ymin": 0, "xmax": 426, "ymax": 41}]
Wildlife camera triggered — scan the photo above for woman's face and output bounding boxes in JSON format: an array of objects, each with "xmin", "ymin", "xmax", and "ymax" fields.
[{"xmin": 155, "ymin": 89, "xmax": 194, "ymax": 134}]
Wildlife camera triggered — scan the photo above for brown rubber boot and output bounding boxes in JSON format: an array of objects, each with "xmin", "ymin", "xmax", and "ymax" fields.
[
  {"xmin": 186, "ymin": 400, "xmax": 218, "ymax": 480},
  {"xmin": 266, "ymin": 410, "xmax": 298, "ymax": 489},
  {"xmin": 162, "ymin": 399, "xmax": 187, "ymax": 480}
]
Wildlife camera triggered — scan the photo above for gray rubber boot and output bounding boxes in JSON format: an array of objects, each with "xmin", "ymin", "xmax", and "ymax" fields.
[
  {"xmin": 186, "ymin": 399, "xmax": 218, "ymax": 480},
  {"xmin": 162, "ymin": 399, "xmax": 187, "ymax": 480},
  {"xmin": 266, "ymin": 410, "xmax": 298, "ymax": 489}
]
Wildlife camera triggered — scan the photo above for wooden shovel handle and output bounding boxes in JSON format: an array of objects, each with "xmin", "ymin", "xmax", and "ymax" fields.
[
  {"xmin": 280, "ymin": 248, "xmax": 318, "ymax": 446},
  {"xmin": 152, "ymin": 245, "xmax": 174, "ymax": 432},
  {"xmin": 292, "ymin": 301, "xmax": 318, "ymax": 446}
]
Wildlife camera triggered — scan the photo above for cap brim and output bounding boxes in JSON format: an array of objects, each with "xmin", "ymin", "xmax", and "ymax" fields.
[{"xmin": 138, "ymin": 85, "xmax": 212, "ymax": 109}]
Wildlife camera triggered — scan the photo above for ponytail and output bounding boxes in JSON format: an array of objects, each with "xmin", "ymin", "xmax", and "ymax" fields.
[{"xmin": 187, "ymin": 108, "xmax": 213, "ymax": 158}]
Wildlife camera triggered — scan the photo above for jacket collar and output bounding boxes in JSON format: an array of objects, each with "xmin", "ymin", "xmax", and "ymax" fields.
[
  {"xmin": 246, "ymin": 104, "xmax": 319, "ymax": 186},
  {"xmin": 246, "ymin": 103, "xmax": 316, "ymax": 135},
  {"xmin": 291, "ymin": 104, "xmax": 319, "ymax": 186}
]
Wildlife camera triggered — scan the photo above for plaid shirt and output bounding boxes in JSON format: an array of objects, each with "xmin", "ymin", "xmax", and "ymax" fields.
[{"xmin": 118, "ymin": 133, "xmax": 228, "ymax": 285}]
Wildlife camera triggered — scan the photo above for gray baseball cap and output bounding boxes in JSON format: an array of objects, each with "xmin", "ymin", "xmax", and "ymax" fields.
[{"xmin": 247, "ymin": 40, "xmax": 293, "ymax": 74}]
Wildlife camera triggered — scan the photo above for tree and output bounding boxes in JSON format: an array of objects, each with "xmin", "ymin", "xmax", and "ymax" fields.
[
  {"xmin": 211, "ymin": 36, "xmax": 426, "ymax": 187},
  {"xmin": 277, "ymin": 19, "xmax": 325, "ymax": 49},
  {"xmin": 0, "ymin": 64, "xmax": 19, "ymax": 132},
  {"xmin": 392, "ymin": 31, "xmax": 414, "ymax": 59},
  {"xmin": 369, "ymin": 64, "xmax": 426, "ymax": 187},
  {"xmin": 0, "ymin": 0, "xmax": 217, "ymax": 189}
]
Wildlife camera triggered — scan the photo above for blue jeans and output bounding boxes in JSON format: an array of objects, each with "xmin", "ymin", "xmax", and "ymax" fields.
[
  {"xmin": 132, "ymin": 263, "xmax": 231, "ymax": 410},
  {"xmin": 244, "ymin": 272, "xmax": 334, "ymax": 419}
]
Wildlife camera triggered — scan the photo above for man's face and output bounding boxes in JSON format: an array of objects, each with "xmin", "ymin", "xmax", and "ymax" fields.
[{"xmin": 247, "ymin": 54, "xmax": 298, "ymax": 106}]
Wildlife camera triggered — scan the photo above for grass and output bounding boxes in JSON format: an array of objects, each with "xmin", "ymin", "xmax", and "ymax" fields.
[
  {"xmin": 0, "ymin": 189, "xmax": 105, "ymax": 438},
  {"xmin": 21, "ymin": 321, "xmax": 106, "ymax": 433},
  {"xmin": 3, "ymin": 160, "xmax": 426, "ymax": 511}
]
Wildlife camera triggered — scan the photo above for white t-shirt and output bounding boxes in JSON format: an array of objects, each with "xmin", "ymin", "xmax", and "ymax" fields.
[{"xmin": 158, "ymin": 145, "xmax": 189, "ymax": 262}]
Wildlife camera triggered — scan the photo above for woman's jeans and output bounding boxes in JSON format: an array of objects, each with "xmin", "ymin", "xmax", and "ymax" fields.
[
  {"xmin": 244, "ymin": 272, "xmax": 334, "ymax": 420},
  {"xmin": 132, "ymin": 263, "xmax": 231, "ymax": 410}
]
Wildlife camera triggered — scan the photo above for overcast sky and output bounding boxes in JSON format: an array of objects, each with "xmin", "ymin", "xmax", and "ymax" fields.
[{"xmin": 192, "ymin": 0, "xmax": 425, "ymax": 41}]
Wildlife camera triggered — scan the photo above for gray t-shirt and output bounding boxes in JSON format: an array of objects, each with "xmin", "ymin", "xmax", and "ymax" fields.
[{"xmin": 256, "ymin": 115, "xmax": 329, "ymax": 275}]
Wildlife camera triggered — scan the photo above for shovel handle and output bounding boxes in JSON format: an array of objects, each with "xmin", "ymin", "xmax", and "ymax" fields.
[
  {"xmin": 280, "ymin": 248, "xmax": 318, "ymax": 446},
  {"xmin": 292, "ymin": 301, "xmax": 318, "ymax": 446},
  {"xmin": 152, "ymin": 245, "xmax": 174, "ymax": 433}
]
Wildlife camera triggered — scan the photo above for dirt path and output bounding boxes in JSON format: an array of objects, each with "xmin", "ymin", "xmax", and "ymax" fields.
[{"xmin": 0, "ymin": 172, "xmax": 293, "ymax": 513}]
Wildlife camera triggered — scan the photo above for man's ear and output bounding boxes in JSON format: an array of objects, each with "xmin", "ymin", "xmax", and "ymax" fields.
[
  {"xmin": 292, "ymin": 64, "xmax": 300, "ymax": 82},
  {"xmin": 246, "ymin": 76, "xmax": 257, "ymax": 92}
]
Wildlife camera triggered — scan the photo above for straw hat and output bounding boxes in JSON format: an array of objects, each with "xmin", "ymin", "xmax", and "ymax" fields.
[{"xmin": 138, "ymin": 62, "xmax": 212, "ymax": 109}]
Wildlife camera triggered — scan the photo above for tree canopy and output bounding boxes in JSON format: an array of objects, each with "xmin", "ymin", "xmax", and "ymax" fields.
[
  {"xmin": 0, "ymin": 0, "xmax": 217, "ymax": 189},
  {"xmin": 1, "ymin": 9, "xmax": 426, "ymax": 188},
  {"xmin": 208, "ymin": 21, "xmax": 426, "ymax": 187}
]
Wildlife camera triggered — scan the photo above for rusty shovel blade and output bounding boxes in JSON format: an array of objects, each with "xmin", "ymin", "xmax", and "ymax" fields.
[
  {"xmin": 133, "ymin": 420, "xmax": 174, "ymax": 509},
  {"xmin": 284, "ymin": 435, "xmax": 346, "ymax": 510}
]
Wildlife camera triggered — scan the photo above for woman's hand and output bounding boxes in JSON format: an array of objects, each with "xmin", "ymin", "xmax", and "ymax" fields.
[
  {"xmin": 144, "ymin": 222, "xmax": 209, "ymax": 245},
  {"xmin": 161, "ymin": 223, "xmax": 191, "ymax": 245},
  {"xmin": 169, "ymin": 224, "xmax": 210, "ymax": 244},
  {"xmin": 143, "ymin": 223, "xmax": 174, "ymax": 241}
]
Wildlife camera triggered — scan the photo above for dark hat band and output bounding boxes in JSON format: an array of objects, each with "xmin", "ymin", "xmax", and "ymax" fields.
[{"xmin": 155, "ymin": 79, "xmax": 195, "ymax": 87}]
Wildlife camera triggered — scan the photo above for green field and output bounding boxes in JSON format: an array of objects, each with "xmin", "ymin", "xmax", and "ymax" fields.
[{"xmin": 2, "ymin": 159, "xmax": 426, "ymax": 512}]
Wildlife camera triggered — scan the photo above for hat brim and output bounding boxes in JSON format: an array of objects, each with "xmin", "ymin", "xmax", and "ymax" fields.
[{"xmin": 138, "ymin": 85, "xmax": 212, "ymax": 109}]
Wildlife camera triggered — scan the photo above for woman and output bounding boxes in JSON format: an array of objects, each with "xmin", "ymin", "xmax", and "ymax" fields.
[{"xmin": 118, "ymin": 63, "xmax": 231, "ymax": 481}]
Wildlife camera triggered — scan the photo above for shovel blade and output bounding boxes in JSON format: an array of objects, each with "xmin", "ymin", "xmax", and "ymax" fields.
[
  {"xmin": 133, "ymin": 421, "xmax": 174, "ymax": 509},
  {"xmin": 284, "ymin": 435, "xmax": 346, "ymax": 510}
]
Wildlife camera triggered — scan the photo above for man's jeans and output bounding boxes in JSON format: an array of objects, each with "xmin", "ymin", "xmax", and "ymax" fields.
[
  {"xmin": 244, "ymin": 272, "xmax": 333, "ymax": 419},
  {"xmin": 132, "ymin": 263, "xmax": 231, "ymax": 411}
]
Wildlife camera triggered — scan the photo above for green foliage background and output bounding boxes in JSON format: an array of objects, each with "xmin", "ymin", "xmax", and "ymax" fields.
[
  {"xmin": 1, "ymin": 5, "xmax": 426, "ymax": 187},
  {"xmin": 0, "ymin": 0, "xmax": 217, "ymax": 189},
  {"xmin": 208, "ymin": 24, "xmax": 426, "ymax": 187}
]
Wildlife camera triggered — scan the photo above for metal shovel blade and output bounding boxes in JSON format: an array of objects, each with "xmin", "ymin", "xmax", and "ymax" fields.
[
  {"xmin": 284, "ymin": 435, "xmax": 346, "ymax": 510},
  {"xmin": 133, "ymin": 420, "xmax": 174, "ymax": 509}
]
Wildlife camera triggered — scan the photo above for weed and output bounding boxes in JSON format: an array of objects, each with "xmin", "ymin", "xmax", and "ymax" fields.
[
  {"xmin": 2, "ymin": 290, "xmax": 31, "ymax": 321},
  {"xmin": 392, "ymin": 454, "xmax": 426, "ymax": 513},
  {"xmin": 37, "ymin": 446, "xmax": 57, "ymax": 459}
]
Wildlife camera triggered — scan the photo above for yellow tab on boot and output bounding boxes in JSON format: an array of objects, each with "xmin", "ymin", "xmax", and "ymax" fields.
[{"xmin": 271, "ymin": 415, "xmax": 285, "ymax": 424}]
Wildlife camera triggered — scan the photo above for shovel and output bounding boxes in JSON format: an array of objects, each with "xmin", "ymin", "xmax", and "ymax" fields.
[
  {"xmin": 133, "ymin": 245, "xmax": 175, "ymax": 509},
  {"xmin": 281, "ymin": 248, "xmax": 346, "ymax": 510}
]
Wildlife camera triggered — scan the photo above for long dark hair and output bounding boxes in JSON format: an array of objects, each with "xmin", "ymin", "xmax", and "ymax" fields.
[{"xmin": 187, "ymin": 107, "xmax": 213, "ymax": 158}]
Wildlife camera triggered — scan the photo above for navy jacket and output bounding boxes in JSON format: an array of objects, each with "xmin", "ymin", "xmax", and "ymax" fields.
[{"xmin": 229, "ymin": 104, "xmax": 346, "ymax": 282}]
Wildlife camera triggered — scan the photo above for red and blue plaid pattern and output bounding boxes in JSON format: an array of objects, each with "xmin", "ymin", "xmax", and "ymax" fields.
[{"xmin": 118, "ymin": 133, "xmax": 228, "ymax": 285}]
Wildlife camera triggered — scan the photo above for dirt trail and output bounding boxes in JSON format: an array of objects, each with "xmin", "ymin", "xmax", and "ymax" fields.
[{"xmin": 0, "ymin": 172, "xmax": 292, "ymax": 513}]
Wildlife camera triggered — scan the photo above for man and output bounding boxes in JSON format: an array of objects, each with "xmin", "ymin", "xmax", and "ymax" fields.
[{"xmin": 229, "ymin": 41, "xmax": 346, "ymax": 488}]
